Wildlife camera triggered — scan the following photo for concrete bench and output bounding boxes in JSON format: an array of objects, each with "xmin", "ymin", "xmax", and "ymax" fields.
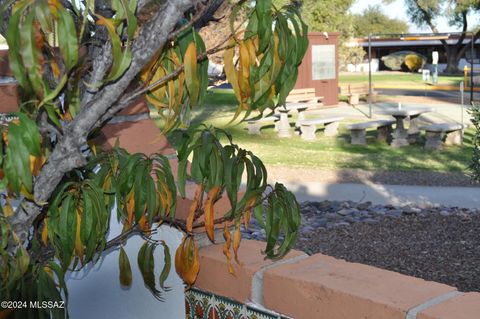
[
  {"xmin": 299, "ymin": 116, "xmax": 344, "ymax": 140},
  {"xmin": 422, "ymin": 123, "xmax": 465, "ymax": 150},
  {"xmin": 247, "ymin": 115, "xmax": 280, "ymax": 135},
  {"xmin": 344, "ymin": 119, "xmax": 395, "ymax": 145},
  {"xmin": 339, "ymin": 83, "xmax": 377, "ymax": 105}
]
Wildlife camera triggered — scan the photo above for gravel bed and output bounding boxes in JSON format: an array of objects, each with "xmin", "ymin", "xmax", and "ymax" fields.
[{"xmin": 242, "ymin": 200, "xmax": 480, "ymax": 292}]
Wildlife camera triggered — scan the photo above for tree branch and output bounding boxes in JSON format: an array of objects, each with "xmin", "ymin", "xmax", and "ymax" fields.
[{"xmin": 7, "ymin": 1, "xmax": 203, "ymax": 250}]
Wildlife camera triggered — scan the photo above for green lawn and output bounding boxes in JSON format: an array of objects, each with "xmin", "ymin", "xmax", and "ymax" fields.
[
  {"xmin": 339, "ymin": 73, "xmax": 464, "ymax": 86},
  {"xmin": 153, "ymin": 89, "xmax": 473, "ymax": 173}
]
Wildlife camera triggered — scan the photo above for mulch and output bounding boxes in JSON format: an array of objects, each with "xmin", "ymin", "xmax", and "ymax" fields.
[{"xmin": 295, "ymin": 213, "xmax": 480, "ymax": 292}]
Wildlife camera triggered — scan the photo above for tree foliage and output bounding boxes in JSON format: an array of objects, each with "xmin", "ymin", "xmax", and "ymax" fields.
[
  {"xmin": 352, "ymin": 5, "xmax": 409, "ymax": 38},
  {"xmin": 0, "ymin": 1, "xmax": 307, "ymax": 317},
  {"xmin": 339, "ymin": 44, "xmax": 366, "ymax": 70},
  {"xmin": 273, "ymin": 0, "xmax": 354, "ymax": 36}
]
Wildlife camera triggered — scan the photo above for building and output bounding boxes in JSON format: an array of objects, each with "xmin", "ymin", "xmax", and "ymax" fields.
[{"xmin": 347, "ymin": 34, "xmax": 480, "ymax": 73}]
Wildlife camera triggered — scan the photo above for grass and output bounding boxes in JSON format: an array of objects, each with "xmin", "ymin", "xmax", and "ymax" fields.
[
  {"xmin": 153, "ymin": 89, "xmax": 473, "ymax": 173},
  {"xmin": 339, "ymin": 73, "xmax": 464, "ymax": 86}
]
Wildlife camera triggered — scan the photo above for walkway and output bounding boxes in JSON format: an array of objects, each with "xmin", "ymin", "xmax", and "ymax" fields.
[{"xmin": 283, "ymin": 181, "xmax": 480, "ymax": 209}]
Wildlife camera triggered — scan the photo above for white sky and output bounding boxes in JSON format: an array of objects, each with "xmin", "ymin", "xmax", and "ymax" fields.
[{"xmin": 349, "ymin": 0, "xmax": 479, "ymax": 34}]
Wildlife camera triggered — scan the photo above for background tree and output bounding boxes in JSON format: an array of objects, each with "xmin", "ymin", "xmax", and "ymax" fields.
[
  {"xmin": 273, "ymin": 0, "xmax": 354, "ymax": 37},
  {"xmin": 352, "ymin": 5, "xmax": 409, "ymax": 38},
  {"xmin": 273, "ymin": 0, "xmax": 356, "ymax": 75},
  {"xmin": 386, "ymin": 0, "xmax": 480, "ymax": 73},
  {"xmin": 0, "ymin": 0, "xmax": 307, "ymax": 317},
  {"xmin": 339, "ymin": 44, "xmax": 366, "ymax": 70}
]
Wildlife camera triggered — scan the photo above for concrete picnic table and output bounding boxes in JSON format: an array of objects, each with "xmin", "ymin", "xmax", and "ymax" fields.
[
  {"xmin": 276, "ymin": 102, "xmax": 319, "ymax": 137},
  {"xmin": 380, "ymin": 107, "xmax": 435, "ymax": 147}
]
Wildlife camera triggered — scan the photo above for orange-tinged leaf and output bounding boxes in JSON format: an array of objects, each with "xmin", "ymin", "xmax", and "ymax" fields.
[
  {"xmin": 44, "ymin": 265, "xmax": 53, "ymax": 278},
  {"xmin": 182, "ymin": 237, "xmax": 200, "ymax": 286},
  {"xmin": 174, "ymin": 237, "xmax": 185, "ymax": 277},
  {"xmin": 222, "ymin": 223, "xmax": 235, "ymax": 275},
  {"xmin": 244, "ymin": 197, "xmax": 256, "ymax": 229},
  {"xmin": 126, "ymin": 191, "xmax": 135, "ymax": 226},
  {"xmin": 41, "ymin": 219, "xmax": 48, "ymax": 245},
  {"xmin": 233, "ymin": 221, "xmax": 242, "ymax": 264},
  {"xmin": 30, "ymin": 154, "xmax": 45, "ymax": 176},
  {"xmin": 204, "ymin": 186, "xmax": 221, "ymax": 242},
  {"xmin": 186, "ymin": 184, "xmax": 203, "ymax": 232},
  {"xmin": 2, "ymin": 128, "xmax": 8, "ymax": 145},
  {"xmin": 138, "ymin": 215, "xmax": 150, "ymax": 233},
  {"xmin": 175, "ymin": 236, "xmax": 200, "ymax": 286},
  {"xmin": 51, "ymin": 61, "xmax": 61, "ymax": 78}
]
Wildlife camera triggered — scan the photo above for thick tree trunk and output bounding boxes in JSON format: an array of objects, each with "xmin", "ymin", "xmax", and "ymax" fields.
[{"xmin": 444, "ymin": 46, "xmax": 461, "ymax": 74}]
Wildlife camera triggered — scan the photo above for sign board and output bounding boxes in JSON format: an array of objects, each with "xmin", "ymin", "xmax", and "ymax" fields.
[
  {"xmin": 312, "ymin": 45, "xmax": 336, "ymax": 80},
  {"xmin": 432, "ymin": 51, "xmax": 439, "ymax": 65}
]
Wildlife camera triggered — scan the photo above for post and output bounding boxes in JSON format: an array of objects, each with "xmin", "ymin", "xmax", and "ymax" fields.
[
  {"xmin": 368, "ymin": 34, "xmax": 372, "ymax": 118},
  {"xmin": 460, "ymin": 81, "xmax": 464, "ymax": 126},
  {"xmin": 464, "ymin": 65, "xmax": 469, "ymax": 88},
  {"xmin": 471, "ymin": 32, "xmax": 474, "ymax": 102}
]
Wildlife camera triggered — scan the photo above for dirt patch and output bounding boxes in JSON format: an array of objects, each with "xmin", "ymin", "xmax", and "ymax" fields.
[{"xmin": 266, "ymin": 166, "xmax": 479, "ymax": 187}]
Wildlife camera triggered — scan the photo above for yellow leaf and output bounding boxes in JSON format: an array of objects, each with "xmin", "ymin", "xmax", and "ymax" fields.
[
  {"xmin": 87, "ymin": 140, "xmax": 97, "ymax": 156},
  {"xmin": 20, "ymin": 185, "xmax": 34, "ymax": 201},
  {"xmin": 75, "ymin": 209, "xmax": 84, "ymax": 263},
  {"xmin": 169, "ymin": 49, "xmax": 185, "ymax": 107},
  {"xmin": 146, "ymin": 66, "xmax": 168, "ymax": 110},
  {"xmin": 237, "ymin": 41, "xmax": 251, "ymax": 101},
  {"xmin": 224, "ymin": 38, "xmax": 242, "ymax": 103},
  {"xmin": 184, "ymin": 42, "xmax": 199, "ymax": 107},
  {"xmin": 41, "ymin": 219, "xmax": 48, "ymax": 245},
  {"xmin": 3, "ymin": 202, "xmax": 13, "ymax": 217}
]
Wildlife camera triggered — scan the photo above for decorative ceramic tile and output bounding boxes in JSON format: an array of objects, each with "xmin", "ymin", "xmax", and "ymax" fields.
[{"xmin": 185, "ymin": 288, "xmax": 292, "ymax": 319}]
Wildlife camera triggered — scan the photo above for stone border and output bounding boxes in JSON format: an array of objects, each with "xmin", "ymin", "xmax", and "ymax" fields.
[{"xmin": 194, "ymin": 240, "xmax": 480, "ymax": 319}]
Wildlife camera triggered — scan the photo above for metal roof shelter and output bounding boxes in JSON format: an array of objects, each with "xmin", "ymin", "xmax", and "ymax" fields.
[{"xmin": 366, "ymin": 32, "xmax": 476, "ymax": 118}]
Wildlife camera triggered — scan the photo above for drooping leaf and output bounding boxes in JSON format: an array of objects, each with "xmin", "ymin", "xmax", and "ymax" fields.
[
  {"xmin": 159, "ymin": 241, "xmax": 171, "ymax": 290},
  {"xmin": 184, "ymin": 42, "xmax": 199, "ymax": 107},
  {"xmin": 119, "ymin": 247, "xmax": 132, "ymax": 288}
]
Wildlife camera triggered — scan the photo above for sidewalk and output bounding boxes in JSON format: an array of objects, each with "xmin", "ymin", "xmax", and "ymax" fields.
[{"xmin": 283, "ymin": 181, "xmax": 480, "ymax": 209}]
